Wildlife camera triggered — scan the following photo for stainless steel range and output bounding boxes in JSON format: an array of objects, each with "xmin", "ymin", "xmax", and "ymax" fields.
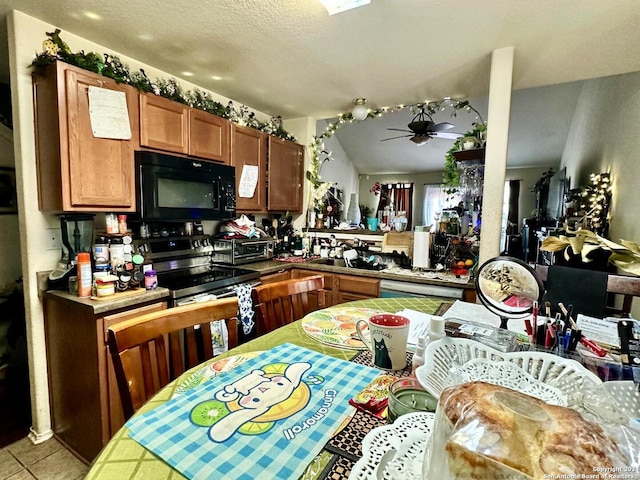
[{"xmin": 132, "ymin": 234, "xmax": 261, "ymax": 306}]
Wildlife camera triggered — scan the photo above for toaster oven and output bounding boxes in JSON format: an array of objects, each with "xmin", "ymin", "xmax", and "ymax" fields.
[{"xmin": 212, "ymin": 237, "xmax": 275, "ymax": 265}]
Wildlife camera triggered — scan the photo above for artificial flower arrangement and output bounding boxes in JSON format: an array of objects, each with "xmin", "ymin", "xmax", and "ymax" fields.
[{"xmin": 541, "ymin": 227, "xmax": 640, "ymax": 276}]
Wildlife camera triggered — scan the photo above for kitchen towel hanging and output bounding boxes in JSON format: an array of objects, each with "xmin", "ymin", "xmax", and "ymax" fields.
[{"xmin": 413, "ymin": 231, "xmax": 431, "ymax": 269}]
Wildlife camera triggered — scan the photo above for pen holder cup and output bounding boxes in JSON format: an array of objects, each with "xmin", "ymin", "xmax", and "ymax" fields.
[{"xmin": 526, "ymin": 344, "xmax": 639, "ymax": 383}]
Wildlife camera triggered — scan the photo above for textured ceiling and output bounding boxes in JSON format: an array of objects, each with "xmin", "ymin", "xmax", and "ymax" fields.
[{"xmin": 0, "ymin": 0, "xmax": 639, "ymax": 173}]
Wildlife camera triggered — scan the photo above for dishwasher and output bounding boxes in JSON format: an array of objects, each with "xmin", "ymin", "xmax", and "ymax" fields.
[{"xmin": 379, "ymin": 279, "xmax": 464, "ymax": 299}]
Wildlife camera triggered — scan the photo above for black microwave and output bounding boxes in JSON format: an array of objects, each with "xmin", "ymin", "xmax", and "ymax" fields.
[{"xmin": 135, "ymin": 151, "xmax": 236, "ymax": 221}]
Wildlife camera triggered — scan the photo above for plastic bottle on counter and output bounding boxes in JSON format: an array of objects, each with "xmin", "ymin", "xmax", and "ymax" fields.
[
  {"xmin": 144, "ymin": 270, "xmax": 158, "ymax": 290},
  {"xmin": 411, "ymin": 316, "xmax": 446, "ymax": 376},
  {"xmin": 411, "ymin": 335, "xmax": 427, "ymax": 376},
  {"xmin": 76, "ymin": 252, "xmax": 93, "ymax": 297}
]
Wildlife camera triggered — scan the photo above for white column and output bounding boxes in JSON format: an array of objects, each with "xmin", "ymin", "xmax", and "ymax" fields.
[
  {"xmin": 479, "ymin": 46, "xmax": 514, "ymax": 266},
  {"xmin": 8, "ymin": 11, "xmax": 54, "ymax": 444}
]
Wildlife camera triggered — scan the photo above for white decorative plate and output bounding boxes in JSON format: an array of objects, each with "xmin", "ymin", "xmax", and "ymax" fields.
[
  {"xmin": 443, "ymin": 358, "xmax": 568, "ymax": 406},
  {"xmin": 415, "ymin": 337, "xmax": 601, "ymax": 401},
  {"xmin": 349, "ymin": 412, "xmax": 434, "ymax": 480}
]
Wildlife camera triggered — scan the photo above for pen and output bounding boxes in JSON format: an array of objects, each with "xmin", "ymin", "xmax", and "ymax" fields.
[
  {"xmin": 545, "ymin": 321, "xmax": 552, "ymax": 348},
  {"xmin": 564, "ymin": 328, "xmax": 572, "ymax": 354}
]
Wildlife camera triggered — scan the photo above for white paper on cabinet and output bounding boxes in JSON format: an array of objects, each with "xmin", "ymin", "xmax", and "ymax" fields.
[
  {"xmin": 87, "ymin": 86, "xmax": 132, "ymax": 140},
  {"xmin": 238, "ymin": 165, "xmax": 259, "ymax": 198}
]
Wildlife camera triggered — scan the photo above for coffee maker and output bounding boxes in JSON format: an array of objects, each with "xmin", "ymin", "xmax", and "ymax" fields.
[{"xmin": 49, "ymin": 214, "xmax": 95, "ymax": 289}]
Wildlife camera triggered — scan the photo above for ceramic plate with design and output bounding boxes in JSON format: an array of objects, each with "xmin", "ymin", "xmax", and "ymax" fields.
[
  {"xmin": 172, "ymin": 351, "xmax": 264, "ymax": 397},
  {"xmin": 301, "ymin": 307, "xmax": 387, "ymax": 350}
]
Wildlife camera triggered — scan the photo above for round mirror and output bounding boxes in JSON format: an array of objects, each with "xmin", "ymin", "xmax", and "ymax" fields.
[{"xmin": 475, "ymin": 256, "xmax": 544, "ymax": 328}]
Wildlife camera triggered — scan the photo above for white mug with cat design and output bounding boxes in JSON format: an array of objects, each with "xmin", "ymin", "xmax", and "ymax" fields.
[{"xmin": 356, "ymin": 314, "xmax": 410, "ymax": 370}]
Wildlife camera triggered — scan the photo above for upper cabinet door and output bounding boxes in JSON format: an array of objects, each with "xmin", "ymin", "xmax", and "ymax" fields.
[
  {"xmin": 139, "ymin": 93, "xmax": 188, "ymax": 154},
  {"xmin": 32, "ymin": 61, "xmax": 138, "ymax": 212},
  {"xmin": 188, "ymin": 110, "xmax": 230, "ymax": 164},
  {"xmin": 230, "ymin": 124, "xmax": 267, "ymax": 212},
  {"xmin": 267, "ymin": 137, "xmax": 304, "ymax": 212}
]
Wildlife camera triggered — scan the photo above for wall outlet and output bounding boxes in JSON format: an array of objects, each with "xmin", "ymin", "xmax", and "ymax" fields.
[{"xmin": 45, "ymin": 228, "xmax": 61, "ymax": 251}]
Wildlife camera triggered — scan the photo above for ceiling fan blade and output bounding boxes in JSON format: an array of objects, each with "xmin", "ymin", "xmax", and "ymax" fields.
[
  {"xmin": 431, "ymin": 122, "xmax": 455, "ymax": 132},
  {"xmin": 432, "ymin": 131, "xmax": 464, "ymax": 139},
  {"xmin": 386, "ymin": 128, "xmax": 412, "ymax": 133},
  {"xmin": 381, "ymin": 134, "xmax": 412, "ymax": 141},
  {"xmin": 410, "ymin": 135, "xmax": 431, "ymax": 146}
]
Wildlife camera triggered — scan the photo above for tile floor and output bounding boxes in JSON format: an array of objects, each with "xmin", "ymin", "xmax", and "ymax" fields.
[{"xmin": 0, "ymin": 436, "xmax": 88, "ymax": 480}]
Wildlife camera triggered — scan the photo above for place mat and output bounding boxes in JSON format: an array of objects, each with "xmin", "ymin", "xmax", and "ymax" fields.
[
  {"xmin": 172, "ymin": 351, "xmax": 264, "ymax": 397},
  {"xmin": 301, "ymin": 307, "xmax": 388, "ymax": 350},
  {"xmin": 126, "ymin": 343, "xmax": 381, "ymax": 480},
  {"xmin": 321, "ymin": 350, "xmax": 413, "ymax": 472}
]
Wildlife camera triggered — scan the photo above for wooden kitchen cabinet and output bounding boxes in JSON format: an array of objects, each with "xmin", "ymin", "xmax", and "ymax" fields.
[
  {"xmin": 292, "ymin": 269, "xmax": 336, "ymax": 306},
  {"xmin": 139, "ymin": 93, "xmax": 231, "ymax": 163},
  {"xmin": 32, "ymin": 61, "xmax": 139, "ymax": 212},
  {"xmin": 230, "ymin": 123, "xmax": 267, "ymax": 212},
  {"xmin": 336, "ymin": 274, "xmax": 380, "ymax": 303},
  {"xmin": 188, "ymin": 109, "xmax": 230, "ymax": 163},
  {"xmin": 260, "ymin": 269, "xmax": 291, "ymax": 284},
  {"xmin": 139, "ymin": 93, "xmax": 189, "ymax": 154},
  {"xmin": 43, "ymin": 292, "xmax": 167, "ymax": 462},
  {"xmin": 267, "ymin": 136, "xmax": 304, "ymax": 212}
]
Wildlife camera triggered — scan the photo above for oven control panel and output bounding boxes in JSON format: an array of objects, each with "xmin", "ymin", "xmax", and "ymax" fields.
[{"xmin": 132, "ymin": 235, "xmax": 213, "ymax": 260}]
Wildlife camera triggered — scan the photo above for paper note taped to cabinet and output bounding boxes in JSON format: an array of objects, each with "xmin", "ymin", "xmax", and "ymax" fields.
[
  {"xmin": 238, "ymin": 165, "xmax": 258, "ymax": 198},
  {"xmin": 87, "ymin": 86, "xmax": 132, "ymax": 140}
]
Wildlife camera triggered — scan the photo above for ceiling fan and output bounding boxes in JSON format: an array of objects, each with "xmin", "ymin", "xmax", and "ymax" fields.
[{"xmin": 381, "ymin": 107, "xmax": 463, "ymax": 146}]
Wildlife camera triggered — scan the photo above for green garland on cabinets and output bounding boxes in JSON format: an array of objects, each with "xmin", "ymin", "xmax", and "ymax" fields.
[{"xmin": 29, "ymin": 29, "xmax": 296, "ymax": 142}]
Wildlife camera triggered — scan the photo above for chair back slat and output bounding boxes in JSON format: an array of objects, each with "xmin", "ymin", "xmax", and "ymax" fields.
[
  {"xmin": 535, "ymin": 264, "xmax": 640, "ymax": 316},
  {"xmin": 252, "ymin": 276, "xmax": 326, "ymax": 335},
  {"xmin": 108, "ymin": 297, "xmax": 239, "ymax": 420}
]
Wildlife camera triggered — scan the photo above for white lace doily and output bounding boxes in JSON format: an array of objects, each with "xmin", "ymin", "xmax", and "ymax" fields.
[
  {"xmin": 349, "ymin": 412, "xmax": 434, "ymax": 480},
  {"xmin": 444, "ymin": 358, "xmax": 568, "ymax": 406}
]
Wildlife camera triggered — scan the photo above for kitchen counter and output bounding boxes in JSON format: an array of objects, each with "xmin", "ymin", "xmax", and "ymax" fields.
[
  {"xmin": 44, "ymin": 287, "xmax": 170, "ymax": 315},
  {"xmin": 244, "ymin": 259, "xmax": 476, "ymax": 296}
]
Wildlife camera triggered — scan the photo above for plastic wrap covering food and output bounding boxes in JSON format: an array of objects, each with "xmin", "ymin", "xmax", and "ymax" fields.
[{"xmin": 424, "ymin": 382, "xmax": 640, "ymax": 480}]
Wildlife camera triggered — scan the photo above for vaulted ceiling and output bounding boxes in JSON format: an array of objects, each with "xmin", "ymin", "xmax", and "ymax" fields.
[{"xmin": 0, "ymin": 0, "xmax": 638, "ymax": 172}]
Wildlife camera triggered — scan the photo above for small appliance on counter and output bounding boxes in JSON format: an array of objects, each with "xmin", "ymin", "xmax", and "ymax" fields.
[
  {"xmin": 211, "ymin": 237, "xmax": 275, "ymax": 265},
  {"xmin": 48, "ymin": 214, "xmax": 95, "ymax": 290}
]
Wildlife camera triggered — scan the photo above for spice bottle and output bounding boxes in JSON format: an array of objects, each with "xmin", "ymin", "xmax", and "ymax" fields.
[
  {"xmin": 144, "ymin": 270, "xmax": 158, "ymax": 290},
  {"xmin": 76, "ymin": 252, "xmax": 93, "ymax": 297}
]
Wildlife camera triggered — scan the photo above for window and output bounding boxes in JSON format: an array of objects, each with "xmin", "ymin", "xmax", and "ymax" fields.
[{"xmin": 379, "ymin": 183, "xmax": 414, "ymax": 229}]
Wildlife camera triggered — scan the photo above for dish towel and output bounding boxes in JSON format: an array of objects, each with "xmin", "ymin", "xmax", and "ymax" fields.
[{"xmin": 234, "ymin": 283, "xmax": 255, "ymax": 335}]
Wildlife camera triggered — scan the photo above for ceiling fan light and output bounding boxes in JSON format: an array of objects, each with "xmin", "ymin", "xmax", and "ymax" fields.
[
  {"xmin": 410, "ymin": 136, "xmax": 430, "ymax": 146},
  {"xmin": 351, "ymin": 98, "xmax": 369, "ymax": 121}
]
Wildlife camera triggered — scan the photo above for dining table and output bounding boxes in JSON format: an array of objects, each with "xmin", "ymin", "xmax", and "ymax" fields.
[{"xmin": 86, "ymin": 296, "xmax": 450, "ymax": 480}]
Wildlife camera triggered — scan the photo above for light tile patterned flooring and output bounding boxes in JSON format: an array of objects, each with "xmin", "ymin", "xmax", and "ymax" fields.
[{"xmin": 0, "ymin": 436, "xmax": 87, "ymax": 480}]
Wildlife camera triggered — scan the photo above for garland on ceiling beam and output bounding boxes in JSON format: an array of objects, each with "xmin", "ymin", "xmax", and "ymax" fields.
[
  {"xmin": 29, "ymin": 30, "xmax": 296, "ymax": 142},
  {"xmin": 308, "ymin": 99, "xmax": 485, "ymax": 201}
]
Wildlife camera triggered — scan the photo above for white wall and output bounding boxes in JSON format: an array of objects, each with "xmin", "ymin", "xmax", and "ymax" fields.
[
  {"xmin": 560, "ymin": 70, "xmax": 640, "ymax": 318},
  {"xmin": 6, "ymin": 10, "xmax": 275, "ymax": 442},
  {"xmin": 315, "ymin": 120, "xmax": 359, "ymax": 217}
]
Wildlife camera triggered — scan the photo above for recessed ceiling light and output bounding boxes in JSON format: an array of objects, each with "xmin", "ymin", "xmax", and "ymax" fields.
[
  {"xmin": 83, "ymin": 11, "xmax": 102, "ymax": 20},
  {"xmin": 318, "ymin": 0, "xmax": 371, "ymax": 15},
  {"xmin": 182, "ymin": 71, "xmax": 194, "ymax": 77},
  {"xmin": 211, "ymin": 75, "xmax": 222, "ymax": 81}
]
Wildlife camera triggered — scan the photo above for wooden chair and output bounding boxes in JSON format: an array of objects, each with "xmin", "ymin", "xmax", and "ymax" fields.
[
  {"xmin": 535, "ymin": 264, "xmax": 640, "ymax": 316},
  {"xmin": 252, "ymin": 275, "xmax": 326, "ymax": 335},
  {"xmin": 107, "ymin": 297, "xmax": 239, "ymax": 420}
]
